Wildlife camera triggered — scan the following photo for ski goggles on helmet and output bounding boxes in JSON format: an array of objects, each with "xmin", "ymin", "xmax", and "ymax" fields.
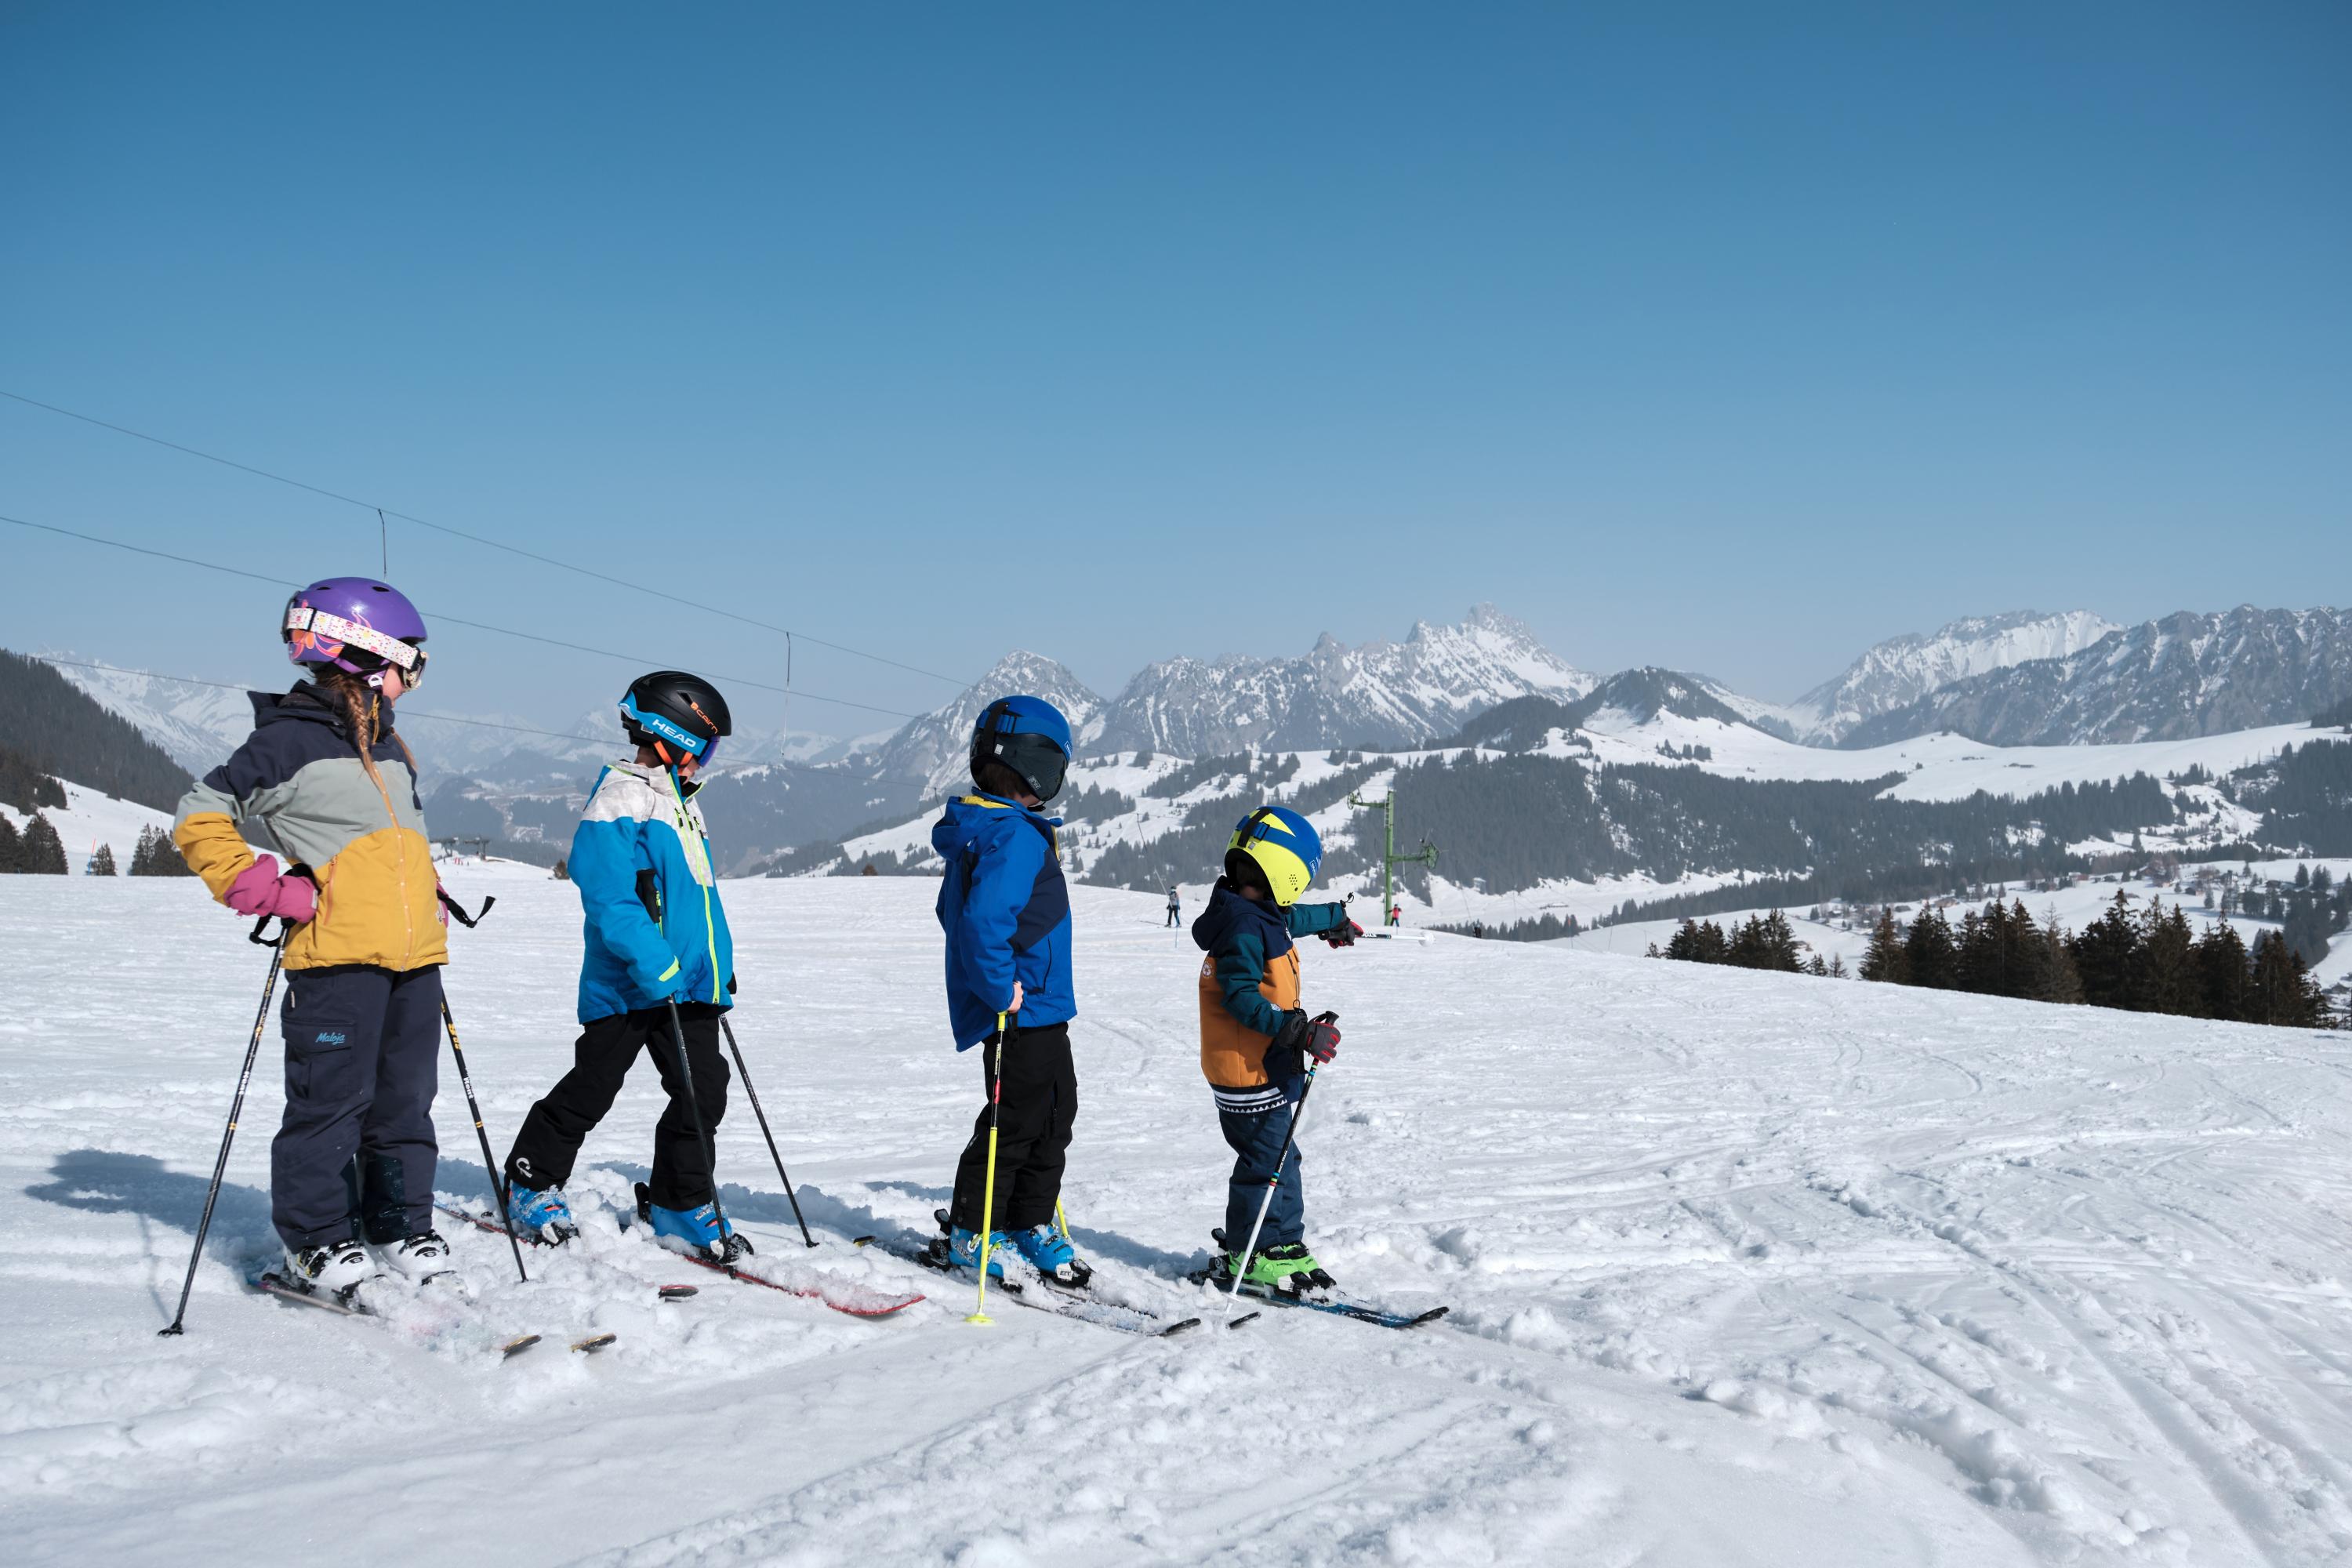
[
  {"xmin": 285, "ymin": 604, "xmax": 428, "ymax": 688},
  {"xmin": 620, "ymin": 692, "xmax": 718, "ymax": 761}
]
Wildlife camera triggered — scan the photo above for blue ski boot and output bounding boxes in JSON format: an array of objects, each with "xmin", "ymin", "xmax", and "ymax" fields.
[
  {"xmin": 638, "ymin": 1182, "xmax": 752, "ymax": 1262},
  {"xmin": 506, "ymin": 1184, "xmax": 577, "ymax": 1244},
  {"xmin": 944, "ymin": 1225, "xmax": 1009, "ymax": 1280},
  {"xmin": 1013, "ymin": 1223, "xmax": 1094, "ymax": 1288}
]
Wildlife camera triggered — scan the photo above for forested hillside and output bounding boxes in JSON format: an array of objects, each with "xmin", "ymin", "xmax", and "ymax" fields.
[{"xmin": 0, "ymin": 651, "xmax": 194, "ymax": 811}]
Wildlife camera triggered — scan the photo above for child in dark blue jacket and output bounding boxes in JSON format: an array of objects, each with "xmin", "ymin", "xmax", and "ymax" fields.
[
  {"xmin": 503, "ymin": 673, "xmax": 746, "ymax": 1258},
  {"xmin": 929, "ymin": 695, "xmax": 1087, "ymax": 1286}
]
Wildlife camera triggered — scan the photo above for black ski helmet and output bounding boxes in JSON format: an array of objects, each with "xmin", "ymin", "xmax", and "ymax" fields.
[{"xmin": 619, "ymin": 671, "xmax": 732, "ymax": 766}]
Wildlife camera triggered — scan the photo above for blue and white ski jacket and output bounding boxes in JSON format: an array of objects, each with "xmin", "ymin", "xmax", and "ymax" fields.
[
  {"xmin": 571, "ymin": 759, "xmax": 735, "ymax": 1024},
  {"xmin": 931, "ymin": 792, "xmax": 1074, "ymax": 1049}
]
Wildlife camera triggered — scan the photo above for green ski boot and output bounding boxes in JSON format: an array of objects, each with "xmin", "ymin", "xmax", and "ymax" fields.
[{"xmin": 1237, "ymin": 1243, "xmax": 1335, "ymax": 1298}]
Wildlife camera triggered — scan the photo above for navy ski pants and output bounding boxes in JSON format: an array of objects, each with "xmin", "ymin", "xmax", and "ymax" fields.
[
  {"xmin": 271, "ymin": 964, "xmax": 442, "ymax": 1250},
  {"xmin": 1215, "ymin": 1076, "xmax": 1307, "ymax": 1250}
]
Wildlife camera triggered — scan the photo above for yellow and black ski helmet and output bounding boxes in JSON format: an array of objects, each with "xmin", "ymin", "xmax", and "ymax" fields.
[{"xmin": 1226, "ymin": 805, "xmax": 1323, "ymax": 906}]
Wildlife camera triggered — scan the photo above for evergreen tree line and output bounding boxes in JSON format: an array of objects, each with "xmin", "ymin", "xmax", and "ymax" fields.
[
  {"xmin": 129, "ymin": 823, "xmax": 194, "ymax": 876},
  {"xmin": 1377, "ymin": 752, "xmax": 2175, "ymax": 902},
  {"xmin": 0, "ymin": 811, "xmax": 70, "ymax": 873},
  {"xmin": 2231, "ymin": 739, "xmax": 2352, "ymax": 856},
  {"xmin": 0, "ymin": 745, "xmax": 70, "ymax": 813},
  {"xmin": 1143, "ymin": 749, "xmax": 1301, "ymax": 800},
  {"xmin": 1087, "ymin": 760, "xmax": 1384, "ymax": 891},
  {"xmin": 0, "ymin": 650, "xmax": 195, "ymax": 812},
  {"xmin": 1859, "ymin": 893, "xmax": 2333, "ymax": 1029},
  {"xmin": 1653, "ymin": 910, "xmax": 1846, "ymax": 976}
]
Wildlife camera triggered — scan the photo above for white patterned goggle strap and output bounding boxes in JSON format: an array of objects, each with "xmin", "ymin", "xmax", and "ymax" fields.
[{"xmin": 286, "ymin": 605, "xmax": 423, "ymax": 670}]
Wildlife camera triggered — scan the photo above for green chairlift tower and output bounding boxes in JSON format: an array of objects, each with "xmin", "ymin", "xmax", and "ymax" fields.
[{"xmin": 1347, "ymin": 788, "xmax": 1437, "ymax": 927}]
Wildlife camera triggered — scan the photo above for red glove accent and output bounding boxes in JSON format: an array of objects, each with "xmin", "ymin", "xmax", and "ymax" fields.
[
  {"xmin": 224, "ymin": 854, "xmax": 316, "ymax": 924},
  {"xmin": 1301, "ymin": 1014, "xmax": 1341, "ymax": 1065},
  {"xmin": 1323, "ymin": 919, "xmax": 1365, "ymax": 949}
]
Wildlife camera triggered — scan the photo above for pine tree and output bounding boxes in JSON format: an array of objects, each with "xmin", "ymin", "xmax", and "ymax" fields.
[
  {"xmin": 1828, "ymin": 953, "xmax": 1848, "ymax": 978},
  {"xmin": 1904, "ymin": 906, "xmax": 1957, "ymax": 989},
  {"xmin": 2134, "ymin": 900, "xmax": 2198, "ymax": 1016},
  {"xmin": 2248, "ymin": 931, "xmax": 2328, "ymax": 1028},
  {"xmin": 1860, "ymin": 910, "xmax": 1907, "ymax": 983},
  {"xmin": 2194, "ymin": 921, "xmax": 2251, "ymax": 1022},
  {"xmin": 2069, "ymin": 891, "xmax": 2140, "ymax": 1011},
  {"xmin": 129, "ymin": 823, "xmax": 194, "ymax": 877},
  {"xmin": 20, "ymin": 811, "xmax": 68, "ymax": 874},
  {"xmin": 0, "ymin": 814, "xmax": 20, "ymax": 873},
  {"xmin": 2038, "ymin": 913, "xmax": 2084, "ymax": 1004},
  {"xmin": 90, "ymin": 842, "xmax": 116, "ymax": 876}
]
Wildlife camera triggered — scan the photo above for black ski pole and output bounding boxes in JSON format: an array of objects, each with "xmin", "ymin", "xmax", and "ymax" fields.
[
  {"xmin": 439, "ymin": 994, "xmax": 528, "ymax": 1283},
  {"xmin": 665, "ymin": 1000, "xmax": 736, "ymax": 1276},
  {"xmin": 160, "ymin": 913, "xmax": 289, "ymax": 1337},
  {"xmin": 1223, "ymin": 1011, "xmax": 1338, "ymax": 1316},
  {"xmin": 718, "ymin": 1014, "xmax": 815, "ymax": 1248}
]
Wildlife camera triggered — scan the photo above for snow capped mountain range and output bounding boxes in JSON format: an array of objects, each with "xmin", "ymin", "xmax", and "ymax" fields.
[
  {"xmin": 1782, "ymin": 610, "xmax": 2120, "ymax": 743},
  {"xmin": 1844, "ymin": 605, "xmax": 2352, "ymax": 748},
  {"xmin": 1094, "ymin": 604, "xmax": 1595, "ymax": 756},
  {"xmin": 38, "ymin": 601, "xmax": 2352, "ymax": 830}
]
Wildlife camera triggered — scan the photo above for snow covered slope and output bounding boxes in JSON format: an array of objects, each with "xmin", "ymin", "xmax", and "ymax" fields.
[
  {"xmin": 1785, "ymin": 612, "xmax": 2120, "ymax": 744},
  {"xmin": 1, "ymin": 778, "xmax": 172, "ymax": 872},
  {"xmin": 7, "ymin": 876, "xmax": 2350, "ymax": 1565},
  {"xmin": 44, "ymin": 655, "xmax": 257, "ymax": 778}
]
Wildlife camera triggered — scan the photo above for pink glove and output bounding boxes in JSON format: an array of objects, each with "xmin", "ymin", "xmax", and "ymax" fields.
[{"xmin": 224, "ymin": 854, "xmax": 316, "ymax": 924}]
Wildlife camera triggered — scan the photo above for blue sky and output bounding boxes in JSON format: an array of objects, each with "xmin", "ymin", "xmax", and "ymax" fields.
[{"xmin": 2, "ymin": 4, "xmax": 2345, "ymax": 739}]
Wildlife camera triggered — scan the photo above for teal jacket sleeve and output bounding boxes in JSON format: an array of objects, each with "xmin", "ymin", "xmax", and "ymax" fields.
[
  {"xmin": 1284, "ymin": 901, "xmax": 1352, "ymax": 938},
  {"xmin": 571, "ymin": 815, "xmax": 681, "ymax": 996},
  {"xmin": 1214, "ymin": 928, "xmax": 1290, "ymax": 1036}
]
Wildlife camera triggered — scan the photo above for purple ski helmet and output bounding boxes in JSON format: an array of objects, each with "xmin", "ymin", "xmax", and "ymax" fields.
[{"xmin": 282, "ymin": 577, "xmax": 430, "ymax": 689}]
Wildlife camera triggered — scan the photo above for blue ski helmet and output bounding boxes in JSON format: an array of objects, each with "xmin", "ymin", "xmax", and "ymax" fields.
[
  {"xmin": 1228, "ymin": 804, "xmax": 1323, "ymax": 906},
  {"xmin": 971, "ymin": 695, "xmax": 1072, "ymax": 802}
]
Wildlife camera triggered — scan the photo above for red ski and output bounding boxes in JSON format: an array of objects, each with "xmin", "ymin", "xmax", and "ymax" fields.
[{"xmin": 435, "ymin": 1201, "xmax": 924, "ymax": 1320}]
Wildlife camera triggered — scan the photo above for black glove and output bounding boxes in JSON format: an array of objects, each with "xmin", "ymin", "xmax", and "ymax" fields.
[
  {"xmin": 1269, "ymin": 1009, "xmax": 1341, "ymax": 1073},
  {"xmin": 1322, "ymin": 918, "xmax": 1364, "ymax": 949}
]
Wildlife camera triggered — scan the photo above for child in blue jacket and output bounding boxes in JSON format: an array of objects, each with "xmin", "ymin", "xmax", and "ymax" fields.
[
  {"xmin": 503, "ymin": 672, "xmax": 746, "ymax": 1258},
  {"xmin": 929, "ymin": 695, "xmax": 1087, "ymax": 1285}
]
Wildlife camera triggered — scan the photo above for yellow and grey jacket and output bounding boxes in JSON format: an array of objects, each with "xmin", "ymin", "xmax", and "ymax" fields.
[{"xmin": 173, "ymin": 684, "xmax": 446, "ymax": 972}]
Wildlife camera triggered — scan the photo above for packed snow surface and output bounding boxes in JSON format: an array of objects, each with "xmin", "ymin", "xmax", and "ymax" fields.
[{"xmin": 6, "ymin": 876, "xmax": 2350, "ymax": 1566}]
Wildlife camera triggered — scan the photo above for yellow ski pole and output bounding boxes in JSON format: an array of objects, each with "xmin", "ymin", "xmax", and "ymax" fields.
[{"xmin": 967, "ymin": 1011, "xmax": 1010, "ymax": 1325}]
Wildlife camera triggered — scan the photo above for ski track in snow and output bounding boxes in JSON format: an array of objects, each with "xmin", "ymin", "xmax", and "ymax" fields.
[{"xmin": 4, "ymin": 876, "xmax": 2350, "ymax": 1566}]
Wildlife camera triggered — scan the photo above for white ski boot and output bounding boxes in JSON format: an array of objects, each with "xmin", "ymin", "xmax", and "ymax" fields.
[
  {"xmin": 380, "ymin": 1229, "xmax": 453, "ymax": 1280},
  {"xmin": 282, "ymin": 1238, "xmax": 373, "ymax": 1296}
]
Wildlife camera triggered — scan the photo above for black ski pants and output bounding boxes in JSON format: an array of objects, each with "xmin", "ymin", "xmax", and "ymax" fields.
[
  {"xmin": 949, "ymin": 1021, "xmax": 1076, "ymax": 1234},
  {"xmin": 271, "ymin": 963, "xmax": 441, "ymax": 1250},
  {"xmin": 504, "ymin": 1003, "xmax": 730, "ymax": 1211}
]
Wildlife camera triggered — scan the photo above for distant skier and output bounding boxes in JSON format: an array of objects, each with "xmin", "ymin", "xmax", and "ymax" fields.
[
  {"xmin": 172, "ymin": 577, "xmax": 448, "ymax": 1296},
  {"xmin": 1166, "ymin": 885, "xmax": 1181, "ymax": 927},
  {"xmin": 502, "ymin": 673, "xmax": 743, "ymax": 1258},
  {"xmin": 1194, "ymin": 805, "xmax": 1361, "ymax": 1297},
  {"xmin": 931, "ymin": 696, "xmax": 1087, "ymax": 1285},
  {"xmin": 1387, "ymin": 902, "xmax": 1401, "ymax": 928},
  {"xmin": 1472, "ymin": 920, "xmax": 1485, "ymax": 939}
]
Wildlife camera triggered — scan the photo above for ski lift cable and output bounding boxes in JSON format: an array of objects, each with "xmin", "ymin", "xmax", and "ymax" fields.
[
  {"xmin": 0, "ymin": 388, "xmax": 974, "ymax": 688},
  {"xmin": 2, "ymin": 512, "xmax": 923, "ymax": 720}
]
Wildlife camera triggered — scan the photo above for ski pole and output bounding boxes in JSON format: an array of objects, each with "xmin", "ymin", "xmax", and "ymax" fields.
[
  {"xmin": 1223, "ymin": 1013, "xmax": 1336, "ymax": 1316},
  {"xmin": 664, "ymin": 1000, "xmax": 736, "ymax": 1276},
  {"xmin": 718, "ymin": 1014, "xmax": 815, "ymax": 1248},
  {"xmin": 967, "ymin": 1011, "xmax": 1011, "ymax": 1326},
  {"xmin": 439, "ymin": 994, "xmax": 528, "ymax": 1283},
  {"xmin": 160, "ymin": 913, "xmax": 289, "ymax": 1337}
]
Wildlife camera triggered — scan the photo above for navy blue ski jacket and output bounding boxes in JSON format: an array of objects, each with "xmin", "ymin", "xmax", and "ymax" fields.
[{"xmin": 931, "ymin": 792, "xmax": 1074, "ymax": 1049}]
